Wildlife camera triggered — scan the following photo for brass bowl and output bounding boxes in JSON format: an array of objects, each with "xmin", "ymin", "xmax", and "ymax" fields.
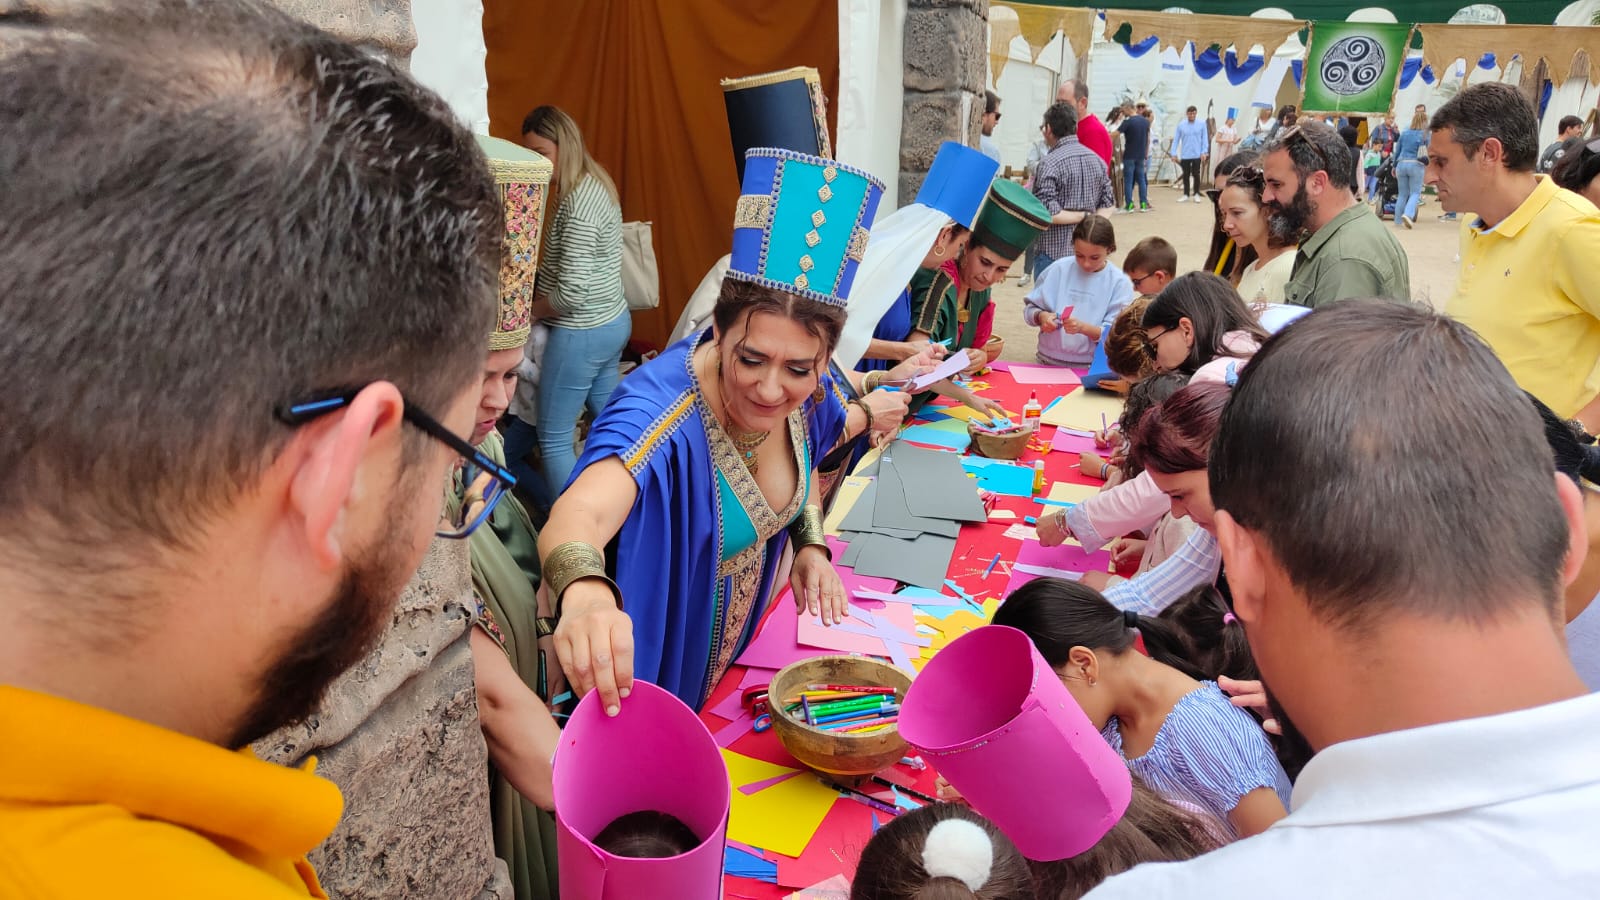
[
  {"xmin": 968, "ymin": 422, "xmax": 1031, "ymax": 460},
  {"xmin": 769, "ymin": 656, "xmax": 913, "ymax": 777}
]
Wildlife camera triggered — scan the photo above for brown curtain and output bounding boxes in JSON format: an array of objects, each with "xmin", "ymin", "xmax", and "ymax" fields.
[{"xmin": 485, "ymin": 0, "xmax": 840, "ymax": 351}]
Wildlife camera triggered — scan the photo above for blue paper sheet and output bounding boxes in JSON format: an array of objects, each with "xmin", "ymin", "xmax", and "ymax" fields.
[
  {"xmin": 965, "ymin": 460, "xmax": 1035, "ymax": 497},
  {"xmin": 724, "ymin": 846, "xmax": 778, "ymax": 882},
  {"xmin": 900, "ymin": 421, "xmax": 971, "ymax": 451}
]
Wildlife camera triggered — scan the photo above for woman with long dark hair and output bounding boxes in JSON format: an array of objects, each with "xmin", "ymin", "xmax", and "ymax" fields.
[{"xmin": 994, "ymin": 577, "xmax": 1290, "ymax": 839}]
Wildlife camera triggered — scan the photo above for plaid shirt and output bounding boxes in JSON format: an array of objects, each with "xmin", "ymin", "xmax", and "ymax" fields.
[
  {"xmin": 1103, "ymin": 528, "xmax": 1222, "ymax": 616},
  {"xmin": 1031, "ymin": 135, "xmax": 1115, "ymax": 260}
]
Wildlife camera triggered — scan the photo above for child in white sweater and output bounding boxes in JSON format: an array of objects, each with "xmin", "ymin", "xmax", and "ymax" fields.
[{"xmin": 1024, "ymin": 215, "xmax": 1134, "ymax": 366}]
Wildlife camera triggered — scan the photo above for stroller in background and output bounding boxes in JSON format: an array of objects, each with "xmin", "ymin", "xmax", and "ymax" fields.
[{"xmin": 1371, "ymin": 152, "xmax": 1399, "ymax": 221}]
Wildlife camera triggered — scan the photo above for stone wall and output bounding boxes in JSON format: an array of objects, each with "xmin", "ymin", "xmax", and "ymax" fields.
[
  {"xmin": 256, "ymin": 537, "xmax": 510, "ymax": 900},
  {"xmin": 269, "ymin": 0, "xmax": 417, "ymax": 67},
  {"xmin": 899, "ymin": 0, "xmax": 990, "ymax": 207}
]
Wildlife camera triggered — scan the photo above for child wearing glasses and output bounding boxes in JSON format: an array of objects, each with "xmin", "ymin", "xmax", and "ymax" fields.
[{"xmin": 1023, "ymin": 215, "xmax": 1134, "ymax": 366}]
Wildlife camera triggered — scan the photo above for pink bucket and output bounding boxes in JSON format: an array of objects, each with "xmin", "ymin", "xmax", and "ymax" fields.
[
  {"xmin": 554, "ymin": 680, "xmax": 730, "ymax": 898},
  {"xmin": 899, "ymin": 625, "xmax": 1131, "ymax": 860}
]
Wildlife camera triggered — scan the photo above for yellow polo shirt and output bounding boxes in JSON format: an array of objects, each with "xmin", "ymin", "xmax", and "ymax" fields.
[
  {"xmin": 0, "ymin": 686, "xmax": 342, "ymax": 899},
  {"xmin": 1450, "ymin": 176, "xmax": 1600, "ymax": 418}
]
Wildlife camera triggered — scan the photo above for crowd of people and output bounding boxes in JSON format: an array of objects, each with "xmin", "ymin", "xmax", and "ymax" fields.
[{"xmin": 3, "ymin": 3, "xmax": 1599, "ymax": 900}]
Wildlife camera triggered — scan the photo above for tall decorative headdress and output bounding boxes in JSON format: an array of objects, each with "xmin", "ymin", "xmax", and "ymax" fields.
[{"xmin": 474, "ymin": 134, "xmax": 552, "ymax": 350}]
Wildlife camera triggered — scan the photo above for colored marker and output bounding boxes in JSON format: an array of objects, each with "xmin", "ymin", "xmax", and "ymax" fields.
[
  {"xmin": 900, "ymin": 756, "xmax": 926, "ymax": 770},
  {"xmin": 871, "ymin": 776, "xmax": 938, "ymax": 805},
  {"xmin": 827, "ymin": 781, "xmax": 901, "ymax": 817},
  {"xmin": 983, "ymin": 553, "xmax": 1001, "ymax": 578},
  {"xmin": 809, "ymin": 684, "xmax": 897, "ymax": 694},
  {"xmin": 1025, "ymin": 516, "xmax": 1038, "ymax": 525},
  {"xmin": 1101, "ymin": 412, "xmax": 1109, "ymax": 433}
]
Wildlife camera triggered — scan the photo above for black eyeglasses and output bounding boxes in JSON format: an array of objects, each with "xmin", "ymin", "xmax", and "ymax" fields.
[
  {"xmin": 1278, "ymin": 125, "xmax": 1330, "ymax": 171},
  {"xmin": 1142, "ymin": 327, "xmax": 1168, "ymax": 360},
  {"xmin": 1128, "ymin": 271, "xmax": 1161, "ymax": 290},
  {"xmin": 276, "ymin": 389, "xmax": 515, "ymax": 539}
]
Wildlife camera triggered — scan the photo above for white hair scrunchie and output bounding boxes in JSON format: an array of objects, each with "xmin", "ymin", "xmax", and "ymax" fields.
[{"xmin": 921, "ymin": 818, "xmax": 995, "ymax": 892}]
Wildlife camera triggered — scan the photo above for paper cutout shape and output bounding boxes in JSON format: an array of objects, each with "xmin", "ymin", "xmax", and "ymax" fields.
[
  {"xmin": 899, "ymin": 420, "xmax": 972, "ymax": 451},
  {"xmin": 1040, "ymin": 388, "xmax": 1123, "ymax": 430},
  {"xmin": 850, "ymin": 532, "xmax": 959, "ymax": 590},
  {"xmin": 900, "ymin": 625, "xmax": 1132, "ymax": 861},
  {"xmin": 962, "ymin": 459, "xmax": 1035, "ymax": 497},
  {"xmin": 824, "ymin": 477, "xmax": 872, "ymax": 536},
  {"xmin": 735, "ymin": 599, "xmax": 827, "ymax": 671},
  {"xmin": 774, "ymin": 799, "xmax": 873, "ymax": 889},
  {"xmin": 1017, "ymin": 539, "xmax": 1112, "ymax": 574},
  {"xmin": 723, "ymin": 750, "xmax": 840, "ymax": 858},
  {"xmin": 929, "ymin": 403, "xmax": 1018, "ymax": 424},
  {"xmin": 738, "ymin": 769, "xmax": 804, "ymax": 796},
  {"xmin": 555, "ymin": 681, "xmax": 730, "ymax": 899},
  {"xmin": 906, "ymin": 352, "xmax": 971, "ymax": 390},
  {"xmin": 787, "ymin": 874, "xmax": 852, "ymax": 899}
]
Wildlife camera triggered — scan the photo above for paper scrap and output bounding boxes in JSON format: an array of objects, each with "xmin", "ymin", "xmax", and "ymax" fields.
[
  {"xmin": 1050, "ymin": 428, "xmax": 1102, "ymax": 455},
  {"xmin": 787, "ymin": 875, "xmax": 852, "ymax": 899},
  {"xmin": 739, "ymin": 769, "xmax": 804, "ymax": 796},
  {"xmin": 715, "ymin": 711, "xmax": 754, "ymax": 748},
  {"xmin": 931, "ymin": 403, "xmax": 1017, "ymax": 423},
  {"xmin": 723, "ymin": 749, "xmax": 842, "ymax": 858},
  {"xmin": 988, "ymin": 508, "xmax": 1018, "ymax": 521},
  {"xmin": 907, "ymin": 352, "xmax": 971, "ymax": 390},
  {"xmin": 1002, "ymin": 524, "xmax": 1040, "ymax": 541},
  {"xmin": 900, "ymin": 420, "xmax": 971, "ymax": 451}
]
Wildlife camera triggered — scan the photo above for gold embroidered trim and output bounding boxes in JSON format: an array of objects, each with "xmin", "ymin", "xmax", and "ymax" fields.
[
  {"xmin": 624, "ymin": 392, "xmax": 696, "ymax": 474},
  {"xmin": 846, "ymin": 225, "xmax": 870, "ymax": 263},
  {"xmin": 799, "ymin": 255, "xmax": 815, "ymax": 272},
  {"xmin": 817, "ymin": 184, "xmax": 833, "ymax": 203},
  {"xmin": 795, "ymin": 273, "xmax": 810, "ymax": 289},
  {"xmin": 805, "ymin": 229, "xmax": 822, "ymax": 247},
  {"xmin": 720, "ymin": 66, "xmax": 821, "ymax": 91},
  {"xmin": 734, "ymin": 194, "xmax": 773, "ymax": 230},
  {"xmin": 812, "ymin": 210, "xmax": 827, "ymax": 228},
  {"xmin": 823, "ymin": 166, "xmax": 838, "ymax": 183},
  {"xmin": 485, "ymin": 156, "xmax": 554, "ymax": 185}
]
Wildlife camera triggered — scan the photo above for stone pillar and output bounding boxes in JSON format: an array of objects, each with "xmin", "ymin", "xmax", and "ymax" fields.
[
  {"xmin": 268, "ymin": 0, "xmax": 417, "ymax": 67},
  {"xmin": 256, "ymin": 537, "xmax": 511, "ymax": 900},
  {"xmin": 899, "ymin": 0, "xmax": 989, "ymax": 207}
]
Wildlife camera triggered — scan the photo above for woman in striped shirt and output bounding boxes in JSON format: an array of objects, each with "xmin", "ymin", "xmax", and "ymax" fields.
[
  {"xmin": 994, "ymin": 578, "xmax": 1290, "ymax": 840},
  {"xmin": 519, "ymin": 106, "xmax": 632, "ymax": 493}
]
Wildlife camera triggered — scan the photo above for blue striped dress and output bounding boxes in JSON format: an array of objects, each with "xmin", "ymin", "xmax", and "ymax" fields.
[{"xmin": 1102, "ymin": 680, "xmax": 1292, "ymax": 839}]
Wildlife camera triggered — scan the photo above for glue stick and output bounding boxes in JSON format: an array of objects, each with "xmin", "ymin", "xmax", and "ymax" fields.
[{"xmin": 1032, "ymin": 460, "xmax": 1046, "ymax": 495}]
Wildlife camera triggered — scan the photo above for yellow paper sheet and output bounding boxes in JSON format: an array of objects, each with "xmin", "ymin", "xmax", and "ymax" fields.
[
  {"xmin": 933, "ymin": 404, "xmax": 1017, "ymax": 424},
  {"xmin": 912, "ymin": 598, "xmax": 1001, "ymax": 669},
  {"xmin": 1040, "ymin": 389, "xmax": 1123, "ymax": 431},
  {"xmin": 823, "ymin": 475, "xmax": 871, "ymax": 536},
  {"xmin": 722, "ymin": 749, "xmax": 840, "ymax": 857},
  {"xmin": 1045, "ymin": 481, "xmax": 1100, "ymax": 505}
]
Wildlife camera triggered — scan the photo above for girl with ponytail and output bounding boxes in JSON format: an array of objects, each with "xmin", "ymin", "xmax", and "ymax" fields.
[
  {"xmin": 851, "ymin": 803, "xmax": 1035, "ymax": 900},
  {"xmin": 992, "ymin": 578, "xmax": 1290, "ymax": 839}
]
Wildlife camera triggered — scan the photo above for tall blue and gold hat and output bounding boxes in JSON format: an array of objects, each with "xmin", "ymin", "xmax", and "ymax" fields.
[
  {"xmin": 730, "ymin": 149, "xmax": 885, "ymax": 309},
  {"xmin": 721, "ymin": 67, "xmax": 832, "ymax": 182},
  {"xmin": 916, "ymin": 142, "xmax": 1000, "ymax": 229}
]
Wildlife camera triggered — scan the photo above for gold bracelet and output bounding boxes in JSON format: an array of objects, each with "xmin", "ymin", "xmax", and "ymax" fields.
[
  {"xmin": 543, "ymin": 541, "xmax": 623, "ymax": 615},
  {"xmin": 847, "ymin": 398, "xmax": 874, "ymax": 439},
  {"xmin": 787, "ymin": 505, "xmax": 829, "ymax": 557},
  {"xmin": 864, "ymin": 370, "xmax": 883, "ymax": 392}
]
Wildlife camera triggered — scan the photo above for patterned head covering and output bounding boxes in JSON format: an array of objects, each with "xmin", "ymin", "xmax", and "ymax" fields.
[
  {"xmin": 474, "ymin": 134, "xmax": 553, "ymax": 350},
  {"xmin": 728, "ymin": 148, "xmax": 885, "ymax": 309}
]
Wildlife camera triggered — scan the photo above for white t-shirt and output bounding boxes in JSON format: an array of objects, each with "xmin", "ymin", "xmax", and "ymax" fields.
[
  {"xmin": 1235, "ymin": 250, "xmax": 1297, "ymax": 305},
  {"xmin": 1084, "ymin": 690, "xmax": 1600, "ymax": 900}
]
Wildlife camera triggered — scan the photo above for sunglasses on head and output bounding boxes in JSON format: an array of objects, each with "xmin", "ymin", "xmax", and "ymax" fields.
[{"xmin": 1278, "ymin": 124, "xmax": 1331, "ymax": 170}]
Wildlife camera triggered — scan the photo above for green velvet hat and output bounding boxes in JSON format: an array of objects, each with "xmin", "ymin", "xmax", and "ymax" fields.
[{"xmin": 969, "ymin": 178, "xmax": 1051, "ymax": 261}]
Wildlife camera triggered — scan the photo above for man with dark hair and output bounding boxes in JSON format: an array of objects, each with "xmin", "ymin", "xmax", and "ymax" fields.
[
  {"xmin": 1029, "ymin": 100, "xmax": 1115, "ymax": 280},
  {"xmin": 1540, "ymin": 113, "xmax": 1585, "ymax": 173},
  {"xmin": 1260, "ymin": 120, "xmax": 1409, "ymax": 307},
  {"xmin": 980, "ymin": 89, "xmax": 1003, "ymax": 164},
  {"xmin": 1118, "ymin": 98, "xmax": 1152, "ymax": 212},
  {"xmin": 0, "ymin": 1, "xmax": 501, "ymax": 894},
  {"xmin": 1428, "ymin": 82, "xmax": 1600, "ymax": 425},
  {"xmin": 1086, "ymin": 300, "xmax": 1600, "ymax": 898},
  {"xmin": 1059, "ymin": 78, "xmax": 1112, "ymax": 169},
  {"xmin": 1170, "ymin": 105, "xmax": 1209, "ymax": 202}
]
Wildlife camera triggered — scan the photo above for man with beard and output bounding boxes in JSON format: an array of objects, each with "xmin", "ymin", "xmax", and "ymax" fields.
[
  {"xmin": 1085, "ymin": 301, "xmax": 1600, "ymax": 899},
  {"xmin": 0, "ymin": 2, "xmax": 501, "ymax": 896},
  {"xmin": 1259, "ymin": 121, "xmax": 1410, "ymax": 307}
]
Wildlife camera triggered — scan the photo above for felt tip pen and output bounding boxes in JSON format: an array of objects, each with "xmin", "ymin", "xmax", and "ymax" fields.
[
  {"xmin": 983, "ymin": 553, "xmax": 1001, "ymax": 578},
  {"xmin": 870, "ymin": 776, "xmax": 938, "ymax": 805},
  {"xmin": 900, "ymin": 756, "xmax": 926, "ymax": 770},
  {"xmin": 1101, "ymin": 412, "xmax": 1109, "ymax": 433},
  {"xmin": 809, "ymin": 684, "xmax": 897, "ymax": 694},
  {"xmin": 933, "ymin": 338, "xmax": 952, "ymax": 347},
  {"xmin": 827, "ymin": 781, "xmax": 902, "ymax": 817},
  {"xmin": 813, "ymin": 705, "xmax": 901, "ymax": 726},
  {"xmin": 1025, "ymin": 516, "xmax": 1038, "ymax": 525}
]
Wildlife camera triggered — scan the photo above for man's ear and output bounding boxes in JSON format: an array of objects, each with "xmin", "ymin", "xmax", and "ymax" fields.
[
  {"xmin": 286, "ymin": 382, "xmax": 405, "ymax": 569},
  {"xmin": 1555, "ymin": 474, "xmax": 1588, "ymax": 591},
  {"xmin": 1215, "ymin": 510, "xmax": 1267, "ymax": 625}
]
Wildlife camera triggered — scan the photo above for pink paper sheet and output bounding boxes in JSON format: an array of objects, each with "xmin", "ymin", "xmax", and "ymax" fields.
[
  {"xmin": 1006, "ymin": 363, "xmax": 1083, "ymax": 386},
  {"xmin": 738, "ymin": 769, "xmax": 804, "ymax": 795},
  {"xmin": 797, "ymin": 613, "xmax": 891, "ymax": 656},
  {"xmin": 735, "ymin": 595, "xmax": 830, "ymax": 670},
  {"xmin": 1016, "ymin": 539, "xmax": 1113, "ymax": 574},
  {"xmin": 714, "ymin": 711, "xmax": 755, "ymax": 747},
  {"xmin": 1050, "ymin": 429, "xmax": 1102, "ymax": 455}
]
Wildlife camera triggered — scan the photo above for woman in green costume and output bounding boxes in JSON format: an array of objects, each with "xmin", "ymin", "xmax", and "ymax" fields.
[{"xmin": 444, "ymin": 135, "xmax": 563, "ymax": 900}]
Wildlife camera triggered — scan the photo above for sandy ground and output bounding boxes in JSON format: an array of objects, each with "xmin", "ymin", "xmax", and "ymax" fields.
[{"xmin": 987, "ymin": 180, "xmax": 1463, "ymax": 364}]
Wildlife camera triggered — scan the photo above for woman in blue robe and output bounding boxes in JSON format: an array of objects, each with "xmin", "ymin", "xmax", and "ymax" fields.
[{"xmin": 537, "ymin": 148, "xmax": 936, "ymax": 711}]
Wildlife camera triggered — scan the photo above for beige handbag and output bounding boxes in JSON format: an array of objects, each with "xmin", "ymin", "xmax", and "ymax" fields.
[{"xmin": 621, "ymin": 220, "xmax": 660, "ymax": 311}]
